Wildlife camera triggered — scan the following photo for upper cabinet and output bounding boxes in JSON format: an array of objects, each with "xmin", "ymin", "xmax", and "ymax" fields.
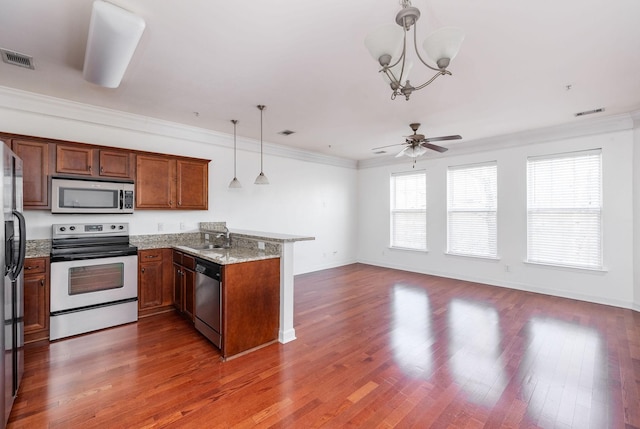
[
  {"xmin": 11, "ymin": 139, "xmax": 51, "ymax": 209},
  {"xmin": 56, "ymin": 145, "xmax": 134, "ymax": 179},
  {"xmin": 3, "ymin": 133, "xmax": 209, "ymax": 210},
  {"xmin": 136, "ymin": 155, "xmax": 208, "ymax": 210}
]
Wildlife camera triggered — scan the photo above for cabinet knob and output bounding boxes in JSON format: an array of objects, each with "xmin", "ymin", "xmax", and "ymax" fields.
[
  {"xmin": 26, "ymin": 265, "xmax": 39, "ymax": 270},
  {"xmin": 141, "ymin": 268, "xmax": 145, "ymax": 273},
  {"xmin": 145, "ymin": 255, "xmax": 158, "ymax": 259},
  {"xmin": 40, "ymin": 279, "xmax": 44, "ymax": 287},
  {"xmin": 88, "ymin": 165, "xmax": 92, "ymax": 172},
  {"xmin": 100, "ymin": 166, "xmax": 104, "ymax": 173}
]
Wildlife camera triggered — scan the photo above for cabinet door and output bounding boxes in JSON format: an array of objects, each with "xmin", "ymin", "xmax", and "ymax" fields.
[
  {"xmin": 99, "ymin": 150, "xmax": 133, "ymax": 179},
  {"xmin": 173, "ymin": 263, "xmax": 183, "ymax": 312},
  {"xmin": 136, "ymin": 155, "xmax": 176, "ymax": 209},
  {"xmin": 56, "ymin": 145, "xmax": 94, "ymax": 175},
  {"xmin": 183, "ymin": 268, "xmax": 195, "ymax": 322},
  {"xmin": 139, "ymin": 260, "xmax": 164, "ymax": 309},
  {"xmin": 23, "ymin": 257, "xmax": 49, "ymax": 343},
  {"xmin": 176, "ymin": 160, "xmax": 208, "ymax": 210},
  {"xmin": 11, "ymin": 140, "xmax": 50, "ymax": 208},
  {"xmin": 24, "ymin": 274, "xmax": 47, "ymax": 333}
]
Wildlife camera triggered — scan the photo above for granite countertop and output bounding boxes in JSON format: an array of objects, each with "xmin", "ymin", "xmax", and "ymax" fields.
[
  {"xmin": 173, "ymin": 245, "xmax": 280, "ymax": 265},
  {"xmin": 224, "ymin": 229, "xmax": 314, "ymax": 243},
  {"xmin": 26, "ymin": 228, "xmax": 313, "ymax": 263}
]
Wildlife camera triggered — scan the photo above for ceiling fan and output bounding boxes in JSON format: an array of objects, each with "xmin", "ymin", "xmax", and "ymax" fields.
[{"xmin": 373, "ymin": 123, "xmax": 461, "ymax": 159}]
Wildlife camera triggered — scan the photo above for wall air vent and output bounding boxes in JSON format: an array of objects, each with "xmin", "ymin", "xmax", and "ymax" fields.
[
  {"xmin": 278, "ymin": 130, "xmax": 295, "ymax": 136},
  {"xmin": 575, "ymin": 107, "xmax": 604, "ymax": 117},
  {"xmin": 0, "ymin": 48, "xmax": 35, "ymax": 70}
]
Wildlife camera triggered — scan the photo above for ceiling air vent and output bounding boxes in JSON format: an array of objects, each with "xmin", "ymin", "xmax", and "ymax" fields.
[
  {"xmin": 373, "ymin": 150, "xmax": 387, "ymax": 155},
  {"xmin": 0, "ymin": 48, "xmax": 35, "ymax": 70},
  {"xmin": 575, "ymin": 107, "xmax": 604, "ymax": 117},
  {"xmin": 278, "ymin": 130, "xmax": 295, "ymax": 136}
]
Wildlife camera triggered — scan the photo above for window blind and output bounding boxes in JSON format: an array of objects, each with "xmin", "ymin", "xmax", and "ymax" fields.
[
  {"xmin": 447, "ymin": 162, "xmax": 498, "ymax": 258},
  {"xmin": 527, "ymin": 149, "xmax": 602, "ymax": 269},
  {"xmin": 390, "ymin": 172, "xmax": 427, "ymax": 250}
]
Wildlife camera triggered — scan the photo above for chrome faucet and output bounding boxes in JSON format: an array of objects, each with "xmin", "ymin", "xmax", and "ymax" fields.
[{"xmin": 216, "ymin": 226, "xmax": 232, "ymax": 248}]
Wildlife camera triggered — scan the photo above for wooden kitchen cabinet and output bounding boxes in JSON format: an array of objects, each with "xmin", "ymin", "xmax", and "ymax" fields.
[
  {"xmin": 173, "ymin": 250, "xmax": 195, "ymax": 321},
  {"xmin": 138, "ymin": 248, "xmax": 174, "ymax": 318},
  {"xmin": 98, "ymin": 149, "xmax": 134, "ymax": 178},
  {"xmin": 136, "ymin": 155, "xmax": 208, "ymax": 210},
  {"xmin": 57, "ymin": 144, "xmax": 134, "ymax": 179},
  {"xmin": 221, "ymin": 257, "xmax": 280, "ymax": 359},
  {"xmin": 11, "ymin": 139, "xmax": 51, "ymax": 209},
  {"xmin": 24, "ymin": 257, "xmax": 50, "ymax": 343}
]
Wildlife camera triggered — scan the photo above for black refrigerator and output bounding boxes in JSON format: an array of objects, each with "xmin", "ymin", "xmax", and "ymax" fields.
[{"xmin": 1, "ymin": 142, "xmax": 25, "ymax": 428}]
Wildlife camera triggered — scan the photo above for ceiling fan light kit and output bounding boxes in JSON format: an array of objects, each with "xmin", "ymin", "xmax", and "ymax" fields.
[{"xmin": 365, "ymin": 0, "xmax": 464, "ymax": 100}]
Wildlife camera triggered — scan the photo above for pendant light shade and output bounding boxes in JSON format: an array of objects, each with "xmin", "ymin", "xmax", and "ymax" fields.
[
  {"xmin": 228, "ymin": 119, "xmax": 242, "ymax": 189},
  {"xmin": 254, "ymin": 105, "xmax": 269, "ymax": 185}
]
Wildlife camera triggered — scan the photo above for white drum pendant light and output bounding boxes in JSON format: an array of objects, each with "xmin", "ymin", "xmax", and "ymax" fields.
[{"xmin": 83, "ymin": 0, "xmax": 146, "ymax": 88}]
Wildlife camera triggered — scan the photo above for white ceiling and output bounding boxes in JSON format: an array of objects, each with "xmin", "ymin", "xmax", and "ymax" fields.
[{"xmin": 1, "ymin": 0, "xmax": 639, "ymax": 161}]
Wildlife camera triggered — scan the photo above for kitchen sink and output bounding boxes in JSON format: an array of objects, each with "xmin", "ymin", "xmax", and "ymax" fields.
[{"xmin": 187, "ymin": 244, "xmax": 225, "ymax": 250}]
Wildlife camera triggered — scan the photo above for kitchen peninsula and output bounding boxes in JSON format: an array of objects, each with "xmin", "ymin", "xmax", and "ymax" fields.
[{"xmin": 145, "ymin": 224, "xmax": 314, "ymax": 347}]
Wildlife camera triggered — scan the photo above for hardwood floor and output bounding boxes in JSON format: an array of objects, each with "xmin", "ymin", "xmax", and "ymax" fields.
[{"xmin": 8, "ymin": 263, "xmax": 640, "ymax": 428}]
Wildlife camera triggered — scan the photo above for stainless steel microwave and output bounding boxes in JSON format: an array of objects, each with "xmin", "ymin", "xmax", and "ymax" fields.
[{"xmin": 51, "ymin": 177, "xmax": 135, "ymax": 214}]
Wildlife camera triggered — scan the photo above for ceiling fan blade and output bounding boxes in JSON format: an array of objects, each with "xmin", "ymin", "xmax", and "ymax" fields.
[
  {"xmin": 423, "ymin": 135, "xmax": 462, "ymax": 143},
  {"xmin": 372, "ymin": 142, "xmax": 406, "ymax": 150},
  {"xmin": 421, "ymin": 142, "xmax": 449, "ymax": 153}
]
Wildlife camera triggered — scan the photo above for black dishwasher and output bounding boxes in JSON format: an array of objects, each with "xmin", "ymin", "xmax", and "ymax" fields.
[{"xmin": 194, "ymin": 258, "xmax": 222, "ymax": 349}]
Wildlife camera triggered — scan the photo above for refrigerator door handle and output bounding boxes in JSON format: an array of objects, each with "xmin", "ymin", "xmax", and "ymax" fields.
[{"xmin": 9, "ymin": 210, "xmax": 26, "ymax": 280}]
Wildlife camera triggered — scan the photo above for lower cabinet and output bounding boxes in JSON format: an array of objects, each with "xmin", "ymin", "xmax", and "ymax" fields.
[
  {"xmin": 221, "ymin": 257, "xmax": 280, "ymax": 359},
  {"xmin": 138, "ymin": 248, "xmax": 174, "ymax": 317},
  {"xmin": 24, "ymin": 257, "xmax": 50, "ymax": 343},
  {"xmin": 173, "ymin": 250, "xmax": 195, "ymax": 322}
]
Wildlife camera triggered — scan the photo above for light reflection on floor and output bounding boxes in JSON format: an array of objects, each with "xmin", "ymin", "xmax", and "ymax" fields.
[
  {"xmin": 390, "ymin": 284, "xmax": 433, "ymax": 377},
  {"xmin": 448, "ymin": 299, "xmax": 507, "ymax": 407},
  {"xmin": 388, "ymin": 284, "xmax": 611, "ymax": 428},
  {"xmin": 520, "ymin": 317, "xmax": 608, "ymax": 428}
]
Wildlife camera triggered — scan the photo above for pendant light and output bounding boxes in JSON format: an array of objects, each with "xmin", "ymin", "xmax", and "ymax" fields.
[
  {"xmin": 254, "ymin": 105, "xmax": 269, "ymax": 185},
  {"xmin": 228, "ymin": 119, "xmax": 241, "ymax": 188}
]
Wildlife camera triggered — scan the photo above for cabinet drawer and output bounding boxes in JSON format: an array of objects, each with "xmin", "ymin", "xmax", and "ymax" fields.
[
  {"xmin": 24, "ymin": 257, "xmax": 47, "ymax": 274},
  {"xmin": 139, "ymin": 249, "xmax": 164, "ymax": 262},
  {"xmin": 172, "ymin": 250, "xmax": 183, "ymax": 266},
  {"xmin": 182, "ymin": 254, "xmax": 195, "ymax": 270}
]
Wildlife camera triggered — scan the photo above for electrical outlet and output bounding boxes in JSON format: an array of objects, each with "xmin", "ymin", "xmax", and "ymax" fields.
[
  {"xmin": 258, "ymin": 241, "xmax": 265, "ymax": 250},
  {"xmin": 180, "ymin": 222, "xmax": 185, "ymax": 230},
  {"xmin": 157, "ymin": 223, "xmax": 164, "ymax": 231}
]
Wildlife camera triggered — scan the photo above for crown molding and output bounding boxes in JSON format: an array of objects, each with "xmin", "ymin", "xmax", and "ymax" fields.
[
  {"xmin": 358, "ymin": 111, "xmax": 639, "ymax": 169},
  {"xmin": 0, "ymin": 86, "xmax": 357, "ymax": 169}
]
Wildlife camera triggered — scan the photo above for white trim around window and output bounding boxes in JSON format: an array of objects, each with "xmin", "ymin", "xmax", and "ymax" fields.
[
  {"xmin": 390, "ymin": 171, "xmax": 427, "ymax": 251},
  {"xmin": 446, "ymin": 161, "xmax": 498, "ymax": 259},
  {"xmin": 526, "ymin": 149, "xmax": 603, "ymax": 270}
]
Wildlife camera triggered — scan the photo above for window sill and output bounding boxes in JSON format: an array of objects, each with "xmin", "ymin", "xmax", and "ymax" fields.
[
  {"xmin": 445, "ymin": 252, "xmax": 500, "ymax": 261},
  {"xmin": 388, "ymin": 246, "xmax": 428, "ymax": 253},
  {"xmin": 524, "ymin": 260, "xmax": 608, "ymax": 273}
]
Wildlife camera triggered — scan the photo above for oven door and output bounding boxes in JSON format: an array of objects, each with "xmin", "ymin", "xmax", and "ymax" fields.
[{"xmin": 50, "ymin": 254, "xmax": 138, "ymax": 312}]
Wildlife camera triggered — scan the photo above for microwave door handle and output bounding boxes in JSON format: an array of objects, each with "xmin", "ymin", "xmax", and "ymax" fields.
[{"xmin": 119, "ymin": 189, "xmax": 124, "ymax": 210}]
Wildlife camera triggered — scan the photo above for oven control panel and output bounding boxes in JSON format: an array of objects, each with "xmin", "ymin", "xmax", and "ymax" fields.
[{"xmin": 52, "ymin": 223, "xmax": 129, "ymax": 238}]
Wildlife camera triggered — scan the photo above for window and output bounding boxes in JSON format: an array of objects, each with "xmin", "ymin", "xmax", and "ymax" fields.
[
  {"xmin": 527, "ymin": 149, "xmax": 602, "ymax": 269},
  {"xmin": 447, "ymin": 162, "xmax": 498, "ymax": 258},
  {"xmin": 390, "ymin": 171, "xmax": 427, "ymax": 250}
]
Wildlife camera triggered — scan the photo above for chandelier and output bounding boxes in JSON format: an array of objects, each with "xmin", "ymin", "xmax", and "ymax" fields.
[{"xmin": 365, "ymin": 0, "xmax": 464, "ymax": 100}]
